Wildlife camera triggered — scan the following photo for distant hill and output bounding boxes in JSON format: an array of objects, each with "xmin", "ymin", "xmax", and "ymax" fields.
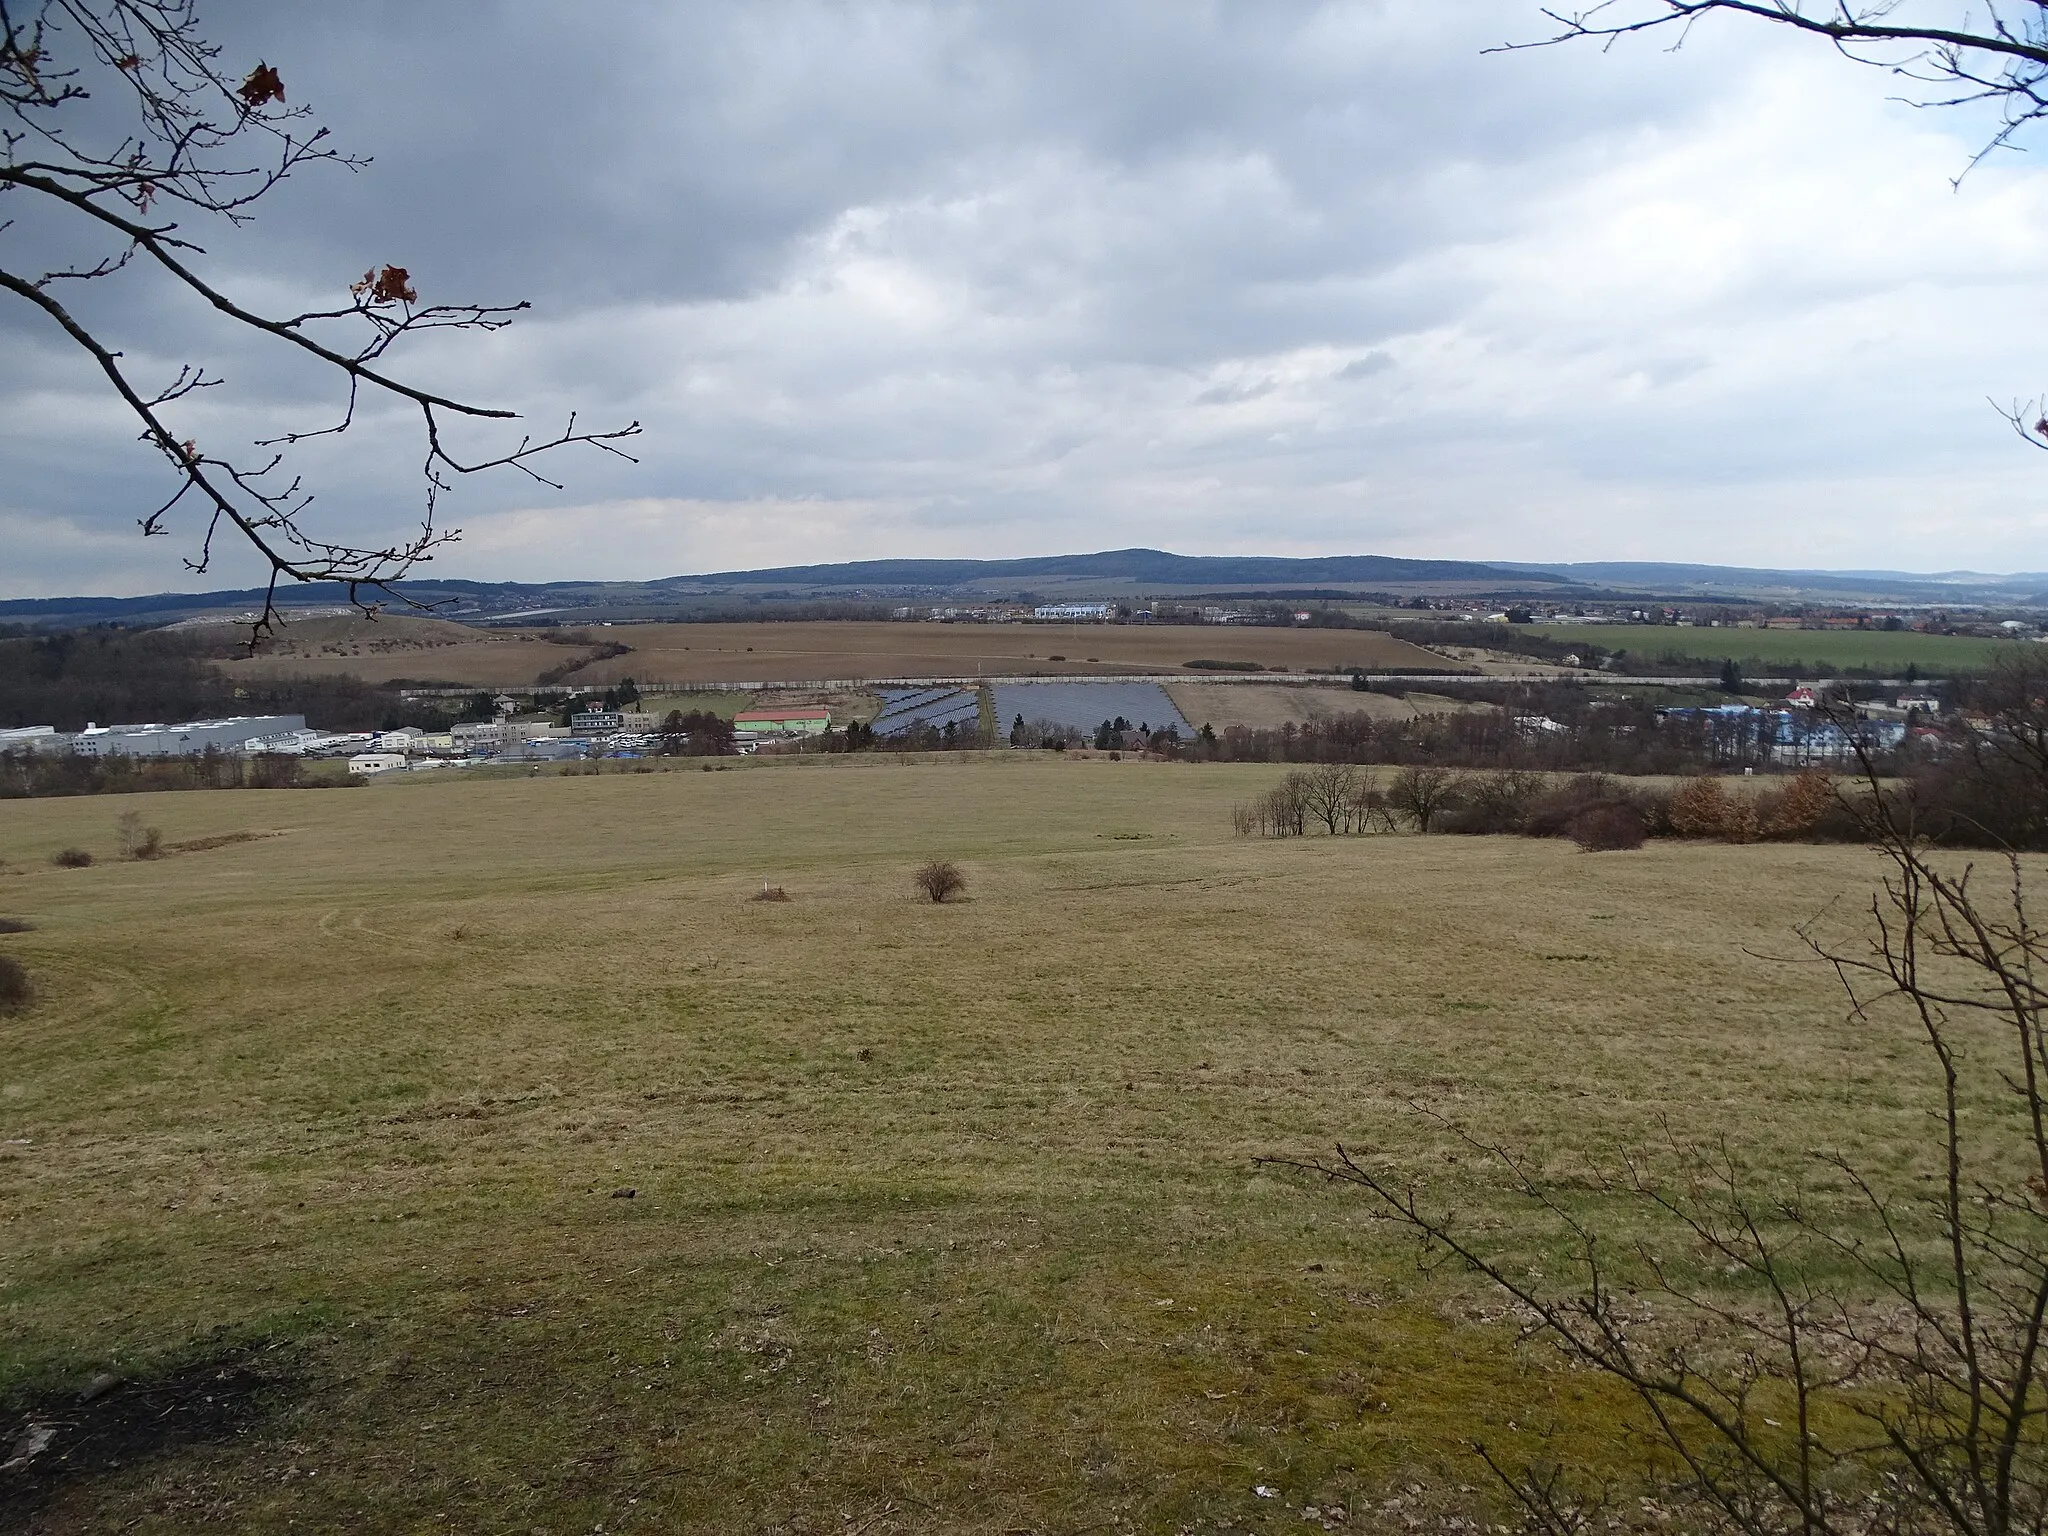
[
  {"xmin": 1499, "ymin": 562, "xmax": 2048, "ymax": 606},
  {"xmin": 671, "ymin": 548, "xmax": 1562, "ymax": 589},
  {"xmin": 4, "ymin": 548, "xmax": 2045, "ymax": 629}
]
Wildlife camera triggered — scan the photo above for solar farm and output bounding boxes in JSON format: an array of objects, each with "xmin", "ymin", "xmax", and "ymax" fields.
[
  {"xmin": 990, "ymin": 680, "xmax": 1191, "ymax": 737},
  {"xmin": 870, "ymin": 687, "xmax": 982, "ymax": 735}
]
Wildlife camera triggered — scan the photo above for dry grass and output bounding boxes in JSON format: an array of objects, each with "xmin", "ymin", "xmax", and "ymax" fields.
[
  {"xmin": 1163, "ymin": 682, "xmax": 1490, "ymax": 733},
  {"xmin": 0, "ymin": 756, "xmax": 1937, "ymax": 1531}
]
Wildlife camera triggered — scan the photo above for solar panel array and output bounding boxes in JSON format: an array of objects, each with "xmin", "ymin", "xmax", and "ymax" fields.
[
  {"xmin": 990, "ymin": 682, "xmax": 1192, "ymax": 737},
  {"xmin": 871, "ymin": 687, "xmax": 981, "ymax": 737}
]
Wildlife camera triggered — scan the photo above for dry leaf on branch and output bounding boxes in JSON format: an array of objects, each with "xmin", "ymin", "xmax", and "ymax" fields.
[
  {"xmin": 350, "ymin": 265, "xmax": 418, "ymax": 305},
  {"xmin": 237, "ymin": 63, "xmax": 284, "ymax": 108}
]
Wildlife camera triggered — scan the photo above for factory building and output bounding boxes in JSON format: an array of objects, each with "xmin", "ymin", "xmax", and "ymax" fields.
[
  {"xmin": 0, "ymin": 726, "xmax": 68, "ymax": 754},
  {"xmin": 68, "ymin": 715, "xmax": 309, "ymax": 757}
]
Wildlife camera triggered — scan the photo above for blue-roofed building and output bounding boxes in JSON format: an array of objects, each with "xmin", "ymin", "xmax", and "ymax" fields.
[{"xmin": 1657, "ymin": 706, "xmax": 1906, "ymax": 765}]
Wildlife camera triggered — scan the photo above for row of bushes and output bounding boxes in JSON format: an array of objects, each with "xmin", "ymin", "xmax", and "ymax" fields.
[
  {"xmin": 1232, "ymin": 766, "xmax": 1859, "ymax": 850},
  {"xmin": 0, "ymin": 748, "xmax": 341, "ymax": 799}
]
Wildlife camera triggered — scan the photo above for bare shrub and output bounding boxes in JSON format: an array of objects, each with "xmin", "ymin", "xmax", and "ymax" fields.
[
  {"xmin": 1521, "ymin": 774, "xmax": 1620, "ymax": 837},
  {"xmin": 1440, "ymin": 769, "xmax": 1549, "ymax": 835},
  {"xmin": 117, "ymin": 811, "xmax": 164, "ymax": 860},
  {"xmin": 914, "ymin": 862, "xmax": 966, "ymax": 903},
  {"xmin": 751, "ymin": 884, "xmax": 791, "ymax": 903},
  {"xmin": 1567, "ymin": 802, "xmax": 1646, "ymax": 851},
  {"xmin": 0, "ymin": 954, "xmax": 27, "ymax": 1012},
  {"xmin": 50, "ymin": 848, "xmax": 93, "ymax": 869},
  {"xmin": 1518, "ymin": 775, "xmax": 1667, "ymax": 843},
  {"xmin": 0, "ymin": 917, "xmax": 33, "ymax": 934}
]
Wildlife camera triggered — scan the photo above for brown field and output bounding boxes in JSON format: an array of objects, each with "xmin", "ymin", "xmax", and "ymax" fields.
[
  {"xmin": 216, "ymin": 614, "xmax": 601, "ymax": 687},
  {"xmin": 0, "ymin": 754, "xmax": 1966, "ymax": 1532},
  {"xmin": 219, "ymin": 616, "xmax": 1463, "ymax": 688}
]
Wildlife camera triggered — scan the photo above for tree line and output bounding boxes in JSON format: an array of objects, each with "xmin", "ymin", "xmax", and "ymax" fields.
[{"xmin": 0, "ymin": 627, "xmax": 494, "ymax": 734}]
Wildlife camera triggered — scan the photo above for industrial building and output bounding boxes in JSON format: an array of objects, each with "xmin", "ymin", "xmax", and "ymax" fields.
[
  {"xmin": 0, "ymin": 725, "xmax": 66, "ymax": 754},
  {"xmin": 570, "ymin": 710, "xmax": 658, "ymax": 735},
  {"xmin": 68, "ymin": 715, "xmax": 309, "ymax": 757}
]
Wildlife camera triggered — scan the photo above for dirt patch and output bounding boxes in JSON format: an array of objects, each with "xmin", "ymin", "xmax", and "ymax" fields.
[
  {"xmin": 163, "ymin": 831, "xmax": 283, "ymax": 856},
  {"xmin": 0, "ymin": 1350, "xmax": 300, "ymax": 1530}
]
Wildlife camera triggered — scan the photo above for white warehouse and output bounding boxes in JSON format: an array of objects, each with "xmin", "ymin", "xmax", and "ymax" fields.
[{"xmin": 69, "ymin": 714, "xmax": 308, "ymax": 757}]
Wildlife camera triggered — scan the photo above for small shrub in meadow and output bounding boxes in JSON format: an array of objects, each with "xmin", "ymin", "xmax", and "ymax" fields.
[
  {"xmin": 915, "ymin": 861, "xmax": 966, "ymax": 903},
  {"xmin": 117, "ymin": 811, "xmax": 167, "ymax": 860},
  {"xmin": 51, "ymin": 848, "xmax": 93, "ymax": 869},
  {"xmin": 0, "ymin": 954, "xmax": 29, "ymax": 1012},
  {"xmin": 1569, "ymin": 803, "xmax": 1648, "ymax": 851}
]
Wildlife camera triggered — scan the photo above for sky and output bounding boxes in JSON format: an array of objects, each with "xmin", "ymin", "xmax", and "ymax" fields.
[{"xmin": 4, "ymin": 0, "xmax": 2048, "ymax": 597}]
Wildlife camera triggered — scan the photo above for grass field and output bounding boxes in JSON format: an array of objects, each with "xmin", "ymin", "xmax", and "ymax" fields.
[
  {"xmin": 220, "ymin": 616, "xmax": 1463, "ymax": 689},
  {"xmin": 0, "ymin": 757, "xmax": 1971, "ymax": 1531},
  {"xmin": 1537, "ymin": 622, "xmax": 2022, "ymax": 675},
  {"xmin": 1160, "ymin": 684, "xmax": 1487, "ymax": 733}
]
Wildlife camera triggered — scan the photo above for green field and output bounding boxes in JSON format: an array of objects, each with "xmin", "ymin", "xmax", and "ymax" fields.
[
  {"xmin": 0, "ymin": 757, "xmax": 1973, "ymax": 1530},
  {"xmin": 1539, "ymin": 621, "xmax": 2020, "ymax": 675}
]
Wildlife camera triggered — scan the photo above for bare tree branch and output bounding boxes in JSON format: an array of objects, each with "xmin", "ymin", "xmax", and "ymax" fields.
[
  {"xmin": 2, "ymin": 0, "xmax": 641, "ymax": 642},
  {"xmin": 1499, "ymin": 3, "xmax": 2048, "ymax": 179}
]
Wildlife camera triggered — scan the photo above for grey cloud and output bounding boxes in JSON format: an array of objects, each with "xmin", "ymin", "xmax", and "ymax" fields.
[
  {"xmin": 3, "ymin": 1, "xmax": 2046, "ymax": 595},
  {"xmin": 1334, "ymin": 352, "xmax": 1394, "ymax": 380}
]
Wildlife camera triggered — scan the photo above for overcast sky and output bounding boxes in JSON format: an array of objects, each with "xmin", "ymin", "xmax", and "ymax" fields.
[{"xmin": 5, "ymin": 0, "xmax": 2047, "ymax": 596}]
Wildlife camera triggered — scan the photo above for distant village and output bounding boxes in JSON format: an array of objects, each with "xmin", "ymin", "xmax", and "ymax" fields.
[
  {"xmin": 0, "ymin": 670, "xmax": 1970, "ymax": 781},
  {"xmin": 0, "ymin": 696, "xmax": 830, "ymax": 777}
]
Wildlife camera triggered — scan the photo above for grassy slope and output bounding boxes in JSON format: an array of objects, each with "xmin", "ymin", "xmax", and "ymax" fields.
[
  {"xmin": 0, "ymin": 758, "xmax": 1950, "ymax": 1531},
  {"xmin": 1538, "ymin": 622, "xmax": 2016, "ymax": 674}
]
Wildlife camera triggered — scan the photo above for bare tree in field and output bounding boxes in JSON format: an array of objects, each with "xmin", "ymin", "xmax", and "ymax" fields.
[
  {"xmin": 1386, "ymin": 765, "xmax": 1459, "ymax": 833},
  {"xmin": 1, "ymin": 0, "xmax": 639, "ymax": 633},
  {"xmin": 1299, "ymin": 762, "xmax": 1362, "ymax": 836}
]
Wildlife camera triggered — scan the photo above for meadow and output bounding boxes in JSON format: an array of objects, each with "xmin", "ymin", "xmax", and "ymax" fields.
[
  {"xmin": 1536, "ymin": 621, "xmax": 2020, "ymax": 675},
  {"xmin": 0, "ymin": 756, "xmax": 1961, "ymax": 1532}
]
